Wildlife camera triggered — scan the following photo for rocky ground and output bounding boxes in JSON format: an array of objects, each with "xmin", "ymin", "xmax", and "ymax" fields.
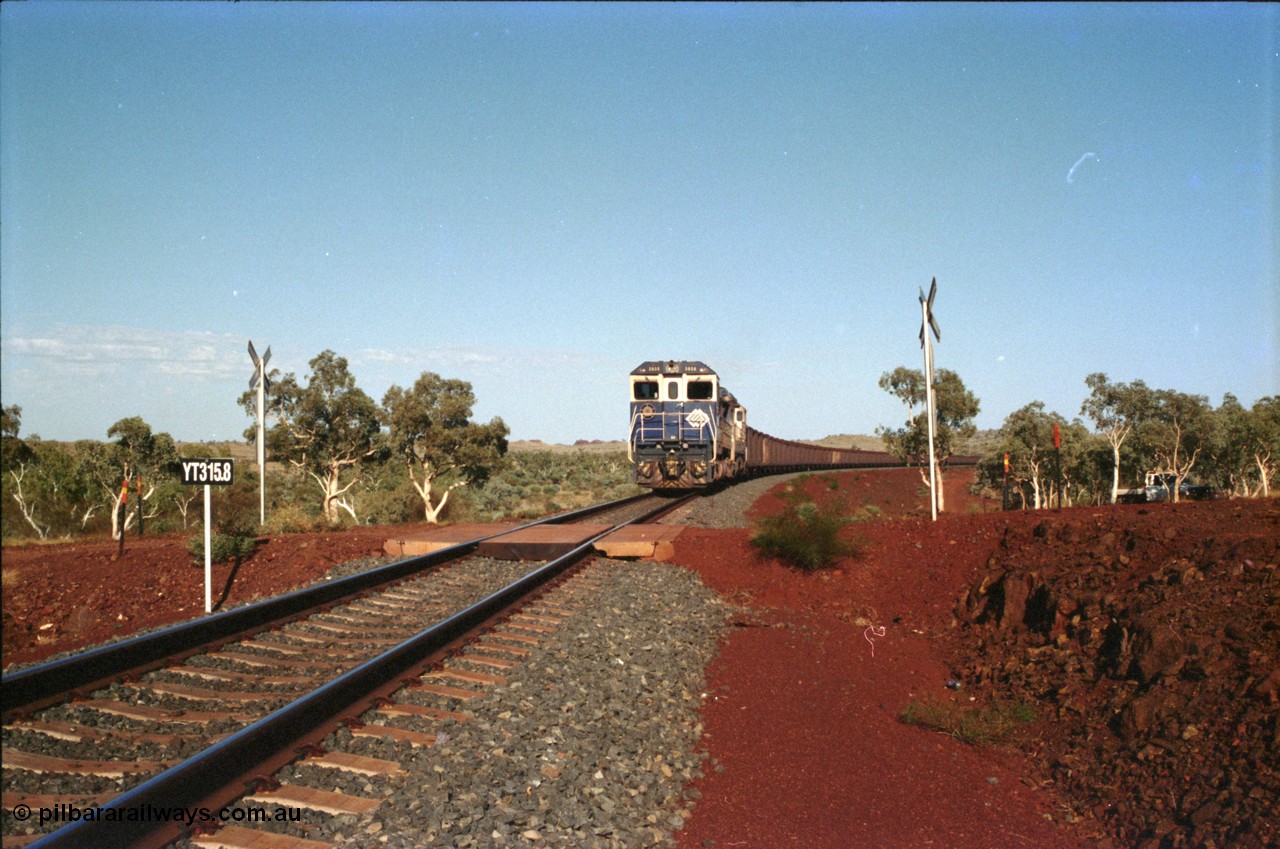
[
  {"xmin": 3, "ymin": 469, "xmax": 1276, "ymax": 849},
  {"xmin": 949, "ymin": 501, "xmax": 1280, "ymax": 849}
]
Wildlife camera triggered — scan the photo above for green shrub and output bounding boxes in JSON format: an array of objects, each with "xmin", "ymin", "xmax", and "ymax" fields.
[
  {"xmin": 188, "ymin": 532, "xmax": 257, "ymax": 564},
  {"xmin": 262, "ymin": 503, "xmax": 324, "ymax": 534},
  {"xmin": 750, "ymin": 489, "xmax": 856, "ymax": 571}
]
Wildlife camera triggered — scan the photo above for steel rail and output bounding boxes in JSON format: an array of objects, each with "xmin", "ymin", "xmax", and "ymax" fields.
[
  {"xmin": 23, "ymin": 493, "xmax": 693, "ymax": 849},
  {"xmin": 1, "ymin": 492, "xmax": 655, "ymax": 719}
]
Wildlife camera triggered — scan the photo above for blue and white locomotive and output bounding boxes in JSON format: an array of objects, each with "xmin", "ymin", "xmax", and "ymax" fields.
[
  {"xmin": 629, "ymin": 360, "xmax": 917, "ymax": 489},
  {"xmin": 627, "ymin": 360, "xmax": 747, "ymax": 488}
]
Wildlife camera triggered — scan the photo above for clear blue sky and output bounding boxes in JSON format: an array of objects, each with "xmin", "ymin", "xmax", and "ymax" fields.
[{"xmin": 3, "ymin": 2, "xmax": 1276, "ymax": 445}]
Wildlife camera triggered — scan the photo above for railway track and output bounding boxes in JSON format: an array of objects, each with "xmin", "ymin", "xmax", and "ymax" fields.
[{"xmin": 2, "ymin": 493, "xmax": 692, "ymax": 849}]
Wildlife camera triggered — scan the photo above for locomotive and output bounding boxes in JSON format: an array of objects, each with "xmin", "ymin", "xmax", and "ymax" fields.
[{"xmin": 628, "ymin": 360, "xmax": 901, "ymax": 489}]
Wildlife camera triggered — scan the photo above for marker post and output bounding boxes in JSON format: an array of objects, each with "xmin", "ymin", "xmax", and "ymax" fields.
[{"xmin": 179, "ymin": 458, "xmax": 234, "ymax": 613}]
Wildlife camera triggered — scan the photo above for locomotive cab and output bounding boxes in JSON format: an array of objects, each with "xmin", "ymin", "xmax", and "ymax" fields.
[{"xmin": 629, "ymin": 360, "xmax": 744, "ymax": 488}]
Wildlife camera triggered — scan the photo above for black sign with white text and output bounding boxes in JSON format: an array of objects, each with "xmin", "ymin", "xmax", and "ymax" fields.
[{"xmin": 180, "ymin": 458, "xmax": 234, "ymax": 486}]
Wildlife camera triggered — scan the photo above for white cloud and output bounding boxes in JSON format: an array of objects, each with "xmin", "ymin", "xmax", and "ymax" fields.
[{"xmin": 3, "ymin": 324, "xmax": 246, "ymax": 381}]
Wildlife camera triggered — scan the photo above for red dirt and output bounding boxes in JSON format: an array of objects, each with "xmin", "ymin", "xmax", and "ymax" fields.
[
  {"xmin": 668, "ymin": 468, "xmax": 1278, "ymax": 849},
  {"xmin": 1, "ymin": 525, "xmax": 409, "ymax": 667},
  {"xmin": 670, "ymin": 468, "xmax": 1089, "ymax": 849}
]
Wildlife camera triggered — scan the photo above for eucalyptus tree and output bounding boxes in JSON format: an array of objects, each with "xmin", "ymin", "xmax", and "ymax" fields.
[
  {"xmin": 91, "ymin": 417, "xmax": 179, "ymax": 538},
  {"xmin": 1248, "ymin": 396, "xmax": 1280, "ymax": 497},
  {"xmin": 1141, "ymin": 389, "xmax": 1211, "ymax": 502},
  {"xmin": 1081, "ymin": 373, "xmax": 1153, "ymax": 504},
  {"xmin": 877, "ymin": 366, "xmax": 979, "ymax": 513},
  {"xmin": 1204, "ymin": 394, "xmax": 1259, "ymax": 497},
  {"xmin": 383, "ymin": 372, "xmax": 509, "ymax": 523},
  {"xmin": 1, "ymin": 406, "xmax": 44, "ymax": 538},
  {"xmin": 244, "ymin": 350, "xmax": 385, "ymax": 524}
]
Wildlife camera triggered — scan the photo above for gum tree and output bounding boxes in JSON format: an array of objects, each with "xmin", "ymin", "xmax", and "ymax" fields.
[
  {"xmin": 89, "ymin": 417, "xmax": 179, "ymax": 539},
  {"xmin": 877, "ymin": 366, "xmax": 979, "ymax": 513},
  {"xmin": 1142, "ymin": 389, "xmax": 1210, "ymax": 503},
  {"xmin": 383, "ymin": 372, "xmax": 509, "ymax": 523},
  {"xmin": 1081, "ymin": 374, "xmax": 1153, "ymax": 504},
  {"xmin": 1247, "ymin": 396, "xmax": 1280, "ymax": 497},
  {"xmin": 245, "ymin": 350, "xmax": 384, "ymax": 524}
]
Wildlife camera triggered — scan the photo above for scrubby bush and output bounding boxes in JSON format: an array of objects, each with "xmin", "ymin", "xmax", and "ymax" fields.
[
  {"xmin": 750, "ymin": 488, "xmax": 857, "ymax": 571},
  {"xmin": 900, "ymin": 698, "xmax": 1037, "ymax": 744},
  {"xmin": 188, "ymin": 531, "xmax": 258, "ymax": 564}
]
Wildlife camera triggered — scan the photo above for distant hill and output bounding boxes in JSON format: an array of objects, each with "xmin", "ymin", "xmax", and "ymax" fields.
[
  {"xmin": 509, "ymin": 439, "xmax": 628, "ymax": 454},
  {"xmin": 799, "ymin": 433, "xmax": 888, "ymax": 452},
  {"xmin": 511, "ymin": 435, "xmax": 893, "ymax": 453}
]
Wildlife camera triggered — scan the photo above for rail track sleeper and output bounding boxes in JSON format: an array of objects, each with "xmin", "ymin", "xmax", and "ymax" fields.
[
  {"xmin": 470, "ymin": 641, "xmax": 530, "ymax": 657},
  {"xmin": 454, "ymin": 653, "xmax": 519, "ymax": 669},
  {"xmin": 165, "ymin": 666, "xmax": 318, "ymax": 687},
  {"xmin": 427, "ymin": 667, "xmax": 508, "ymax": 686},
  {"xmin": 373, "ymin": 703, "xmax": 469, "ymax": 723},
  {"xmin": 1, "ymin": 748, "xmax": 174, "ymax": 778},
  {"xmin": 348, "ymin": 724, "xmax": 437, "ymax": 748},
  {"xmin": 408, "ymin": 681, "xmax": 485, "ymax": 701},
  {"xmin": 74, "ymin": 699, "xmax": 254, "ymax": 724},
  {"xmin": 245, "ymin": 783, "xmax": 381, "ymax": 816},
  {"xmin": 206, "ymin": 651, "xmax": 343, "ymax": 672},
  {"xmin": 301, "ymin": 751, "xmax": 405, "ymax": 778},
  {"xmin": 135, "ymin": 682, "xmax": 291, "ymax": 703},
  {"xmin": 487, "ymin": 631, "xmax": 542, "ymax": 645},
  {"xmin": 190, "ymin": 824, "xmax": 335, "ymax": 849}
]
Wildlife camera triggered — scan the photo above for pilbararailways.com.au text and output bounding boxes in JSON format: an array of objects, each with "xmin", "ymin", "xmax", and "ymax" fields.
[{"xmin": 11, "ymin": 801, "xmax": 303, "ymax": 828}]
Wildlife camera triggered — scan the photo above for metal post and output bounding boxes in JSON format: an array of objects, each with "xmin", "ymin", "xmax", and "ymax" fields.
[
  {"xmin": 922, "ymin": 298, "xmax": 938, "ymax": 521},
  {"xmin": 204, "ymin": 484, "xmax": 212, "ymax": 614},
  {"xmin": 918, "ymin": 279, "xmax": 941, "ymax": 522},
  {"xmin": 248, "ymin": 342, "xmax": 271, "ymax": 526},
  {"xmin": 256, "ymin": 379, "xmax": 265, "ymax": 525}
]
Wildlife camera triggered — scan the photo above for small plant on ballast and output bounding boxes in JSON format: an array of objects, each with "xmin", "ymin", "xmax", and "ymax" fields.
[{"xmin": 750, "ymin": 487, "xmax": 858, "ymax": 571}]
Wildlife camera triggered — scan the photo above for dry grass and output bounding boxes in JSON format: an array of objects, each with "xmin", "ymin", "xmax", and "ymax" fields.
[{"xmin": 900, "ymin": 698, "xmax": 1037, "ymax": 745}]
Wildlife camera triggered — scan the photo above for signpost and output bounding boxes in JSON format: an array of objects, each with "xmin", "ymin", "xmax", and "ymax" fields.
[
  {"xmin": 919, "ymin": 278, "xmax": 942, "ymax": 521},
  {"xmin": 180, "ymin": 458, "xmax": 234, "ymax": 613},
  {"xmin": 1053, "ymin": 422, "xmax": 1063, "ymax": 509},
  {"xmin": 248, "ymin": 342, "xmax": 271, "ymax": 525}
]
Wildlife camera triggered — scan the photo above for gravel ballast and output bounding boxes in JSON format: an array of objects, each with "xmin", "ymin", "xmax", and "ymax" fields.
[{"xmin": 175, "ymin": 558, "xmax": 731, "ymax": 849}]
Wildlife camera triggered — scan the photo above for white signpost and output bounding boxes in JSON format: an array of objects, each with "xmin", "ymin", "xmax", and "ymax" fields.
[
  {"xmin": 919, "ymin": 278, "xmax": 942, "ymax": 522},
  {"xmin": 180, "ymin": 458, "xmax": 234, "ymax": 613},
  {"xmin": 247, "ymin": 341, "xmax": 271, "ymax": 525}
]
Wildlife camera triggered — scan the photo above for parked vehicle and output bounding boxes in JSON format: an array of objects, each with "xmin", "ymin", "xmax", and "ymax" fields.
[{"xmin": 1117, "ymin": 472, "xmax": 1213, "ymax": 503}]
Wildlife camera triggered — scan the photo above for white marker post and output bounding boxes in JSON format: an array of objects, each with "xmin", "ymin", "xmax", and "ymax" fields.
[
  {"xmin": 919, "ymin": 278, "xmax": 941, "ymax": 521},
  {"xmin": 180, "ymin": 458, "xmax": 235, "ymax": 613}
]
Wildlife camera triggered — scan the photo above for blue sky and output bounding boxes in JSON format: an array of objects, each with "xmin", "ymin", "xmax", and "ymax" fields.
[{"xmin": 2, "ymin": 2, "xmax": 1276, "ymax": 445}]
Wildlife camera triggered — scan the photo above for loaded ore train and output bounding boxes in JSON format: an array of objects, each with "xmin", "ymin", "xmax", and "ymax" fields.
[{"xmin": 628, "ymin": 360, "xmax": 902, "ymax": 489}]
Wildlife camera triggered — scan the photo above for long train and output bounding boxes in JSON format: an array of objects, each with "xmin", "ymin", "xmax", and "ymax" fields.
[{"xmin": 628, "ymin": 360, "xmax": 903, "ymax": 489}]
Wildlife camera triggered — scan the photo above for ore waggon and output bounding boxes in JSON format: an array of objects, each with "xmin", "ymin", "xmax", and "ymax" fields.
[{"xmin": 628, "ymin": 360, "xmax": 901, "ymax": 489}]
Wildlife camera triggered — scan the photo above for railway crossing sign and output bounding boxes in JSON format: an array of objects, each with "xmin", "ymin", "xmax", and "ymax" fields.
[
  {"xmin": 919, "ymin": 278, "xmax": 941, "ymax": 522},
  {"xmin": 248, "ymin": 341, "xmax": 271, "ymax": 525},
  {"xmin": 181, "ymin": 457, "xmax": 234, "ymax": 613}
]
